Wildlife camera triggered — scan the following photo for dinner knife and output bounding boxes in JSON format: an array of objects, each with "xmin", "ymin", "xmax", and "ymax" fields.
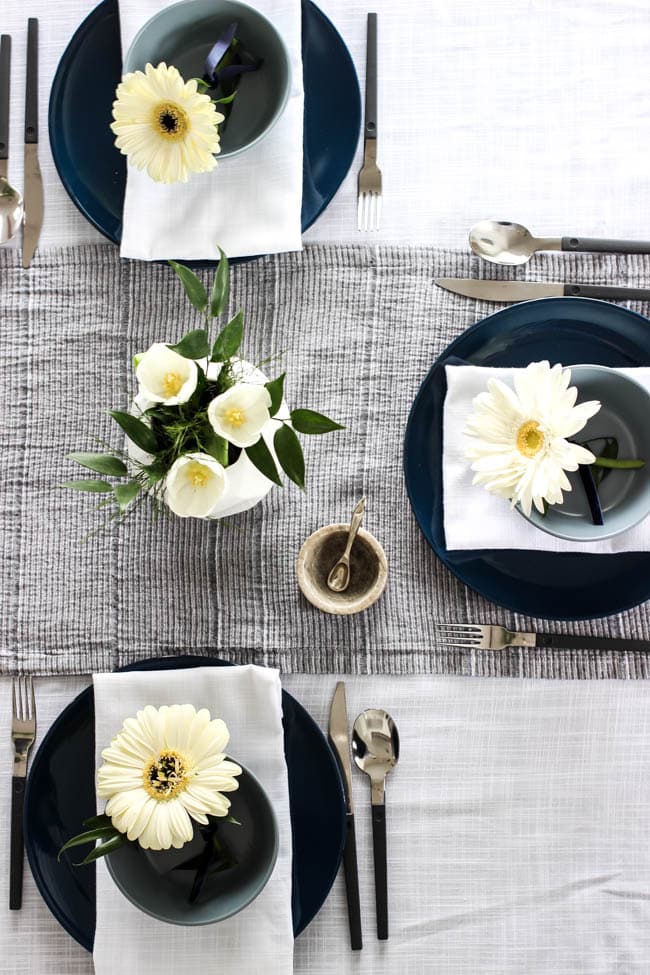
[
  {"xmin": 23, "ymin": 18, "xmax": 43, "ymax": 269},
  {"xmin": 328, "ymin": 681, "xmax": 362, "ymax": 950},
  {"xmin": 435, "ymin": 278, "xmax": 650, "ymax": 303}
]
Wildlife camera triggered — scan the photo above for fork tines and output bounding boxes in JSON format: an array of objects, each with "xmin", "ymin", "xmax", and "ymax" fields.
[
  {"xmin": 434, "ymin": 622, "xmax": 486, "ymax": 649},
  {"xmin": 12, "ymin": 676, "xmax": 35, "ymax": 725},
  {"xmin": 357, "ymin": 183, "xmax": 382, "ymax": 232}
]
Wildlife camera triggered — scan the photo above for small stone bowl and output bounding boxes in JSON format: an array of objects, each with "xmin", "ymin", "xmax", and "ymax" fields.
[{"xmin": 296, "ymin": 525, "xmax": 388, "ymax": 615}]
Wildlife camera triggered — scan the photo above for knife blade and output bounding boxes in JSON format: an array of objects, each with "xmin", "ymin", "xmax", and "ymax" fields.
[
  {"xmin": 328, "ymin": 681, "xmax": 362, "ymax": 950},
  {"xmin": 23, "ymin": 18, "xmax": 43, "ymax": 269},
  {"xmin": 435, "ymin": 278, "xmax": 650, "ymax": 303}
]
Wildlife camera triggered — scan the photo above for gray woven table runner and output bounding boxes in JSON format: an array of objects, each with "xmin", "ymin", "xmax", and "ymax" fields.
[{"xmin": 3, "ymin": 243, "xmax": 650, "ymax": 677}]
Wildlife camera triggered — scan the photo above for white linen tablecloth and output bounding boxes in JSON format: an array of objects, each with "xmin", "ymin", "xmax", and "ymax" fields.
[
  {"xmin": 92, "ymin": 666, "xmax": 293, "ymax": 975},
  {"xmin": 443, "ymin": 365, "xmax": 650, "ymax": 553},
  {"xmin": 3, "ymin": 674, "xmax": 650, "ymax": 974},
  {"xmin": 6, "ymin": 0, "xmax": 650, "ymax": 253}
]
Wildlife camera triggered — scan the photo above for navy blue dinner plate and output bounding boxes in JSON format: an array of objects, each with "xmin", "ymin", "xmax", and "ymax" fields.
[
  {"xmin": 49, "ymin": 0, "xmax": 360, "ymax": 247},
  {"xmin": 404, "ymin": 297, "xmax": 650, "ymax": 620},
  {"xmin": 24, "ymin": 656, "xmax": 345, "ymax": 950}
]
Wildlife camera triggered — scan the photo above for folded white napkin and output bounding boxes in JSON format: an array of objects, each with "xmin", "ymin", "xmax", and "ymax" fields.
[
  {"xmin": 443, "ymin": 365, "xmax": 650, "ymax": 553},
  {"xmin": 92, "ymin": 665, "xmax": 293, "ymax": 975},
  {"xmin": 117, "ymin": 0, "xmax": 303, "ymax": 260}
]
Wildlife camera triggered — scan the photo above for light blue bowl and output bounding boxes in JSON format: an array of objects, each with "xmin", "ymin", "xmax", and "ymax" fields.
[
  {"xmin": 105, "ymin": 762, "xmax": 278, "ymax": 925},
  {"xmin": 124, "ymin": 0, "xmax": 291, "ymax": 159},
  {"xmin": 521, "ymin": 364, "xmax": 650, "ymax": 542}
]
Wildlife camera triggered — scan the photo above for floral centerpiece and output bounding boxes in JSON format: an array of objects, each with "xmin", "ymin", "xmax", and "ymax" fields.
[{"xmin": 63, "ymin": 251, "xmax": 342, "ymax": 523}]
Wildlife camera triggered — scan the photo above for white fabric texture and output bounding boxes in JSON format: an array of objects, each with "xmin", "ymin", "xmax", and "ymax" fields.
[
  {"xmin": 92, "ymin": 666, "xmax": 293, "ymax": 975},
  {"xmin": 443, "ymin": 364, "xmax": 650, "ymax": 553},
  {"xmin": 3, "ymin": 675, "xmax": 650, "ymax": 974},
  {"xmin": 116, "ymin": 0, "xmax": 303, "ymax": 259},
  {"xmin": 8, "ymin": 0, "xmax": 650, "ymax": 253}
]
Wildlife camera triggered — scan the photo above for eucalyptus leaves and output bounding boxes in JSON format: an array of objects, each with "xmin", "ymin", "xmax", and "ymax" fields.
[{"xmin": 63, "ymin": 251, "xmax": 343, "ymax": 522}]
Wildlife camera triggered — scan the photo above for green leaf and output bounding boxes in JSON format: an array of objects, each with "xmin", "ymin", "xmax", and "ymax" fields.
[
  {"xmin": 212, "ymin": 311, "xmax": 243, "ymax": 361},
  {"xmin": 210, "ymin": 248, "xmax": 230, "ymax": 318},
  {"xmin": 78, "ymin": 832, "xmax": 129, "ymax": 865},
  {"xmin": 274, "ymin": 424, "xmax": 305, "ymax": 490},
  {"xmin": 265, "ymin": 373, "xmax": 285, "ymax": 417},
  {"xmin": 114, "ymin": 481, "xmax": 141, "ymax": 512},
  {"xmin": 60, "ymin": 480, "xmax": 113, "ymax": 493},
  {"xmin": 133, "ymin": 352, "xmax": 144, "ymax": 369},
  {"xmin": 168, "ymin": 261, "xmax": 208, "ymax": 313},
  {"xmin": 67, "ymin": 452, "xmax": 128, "ymax": 477},
  {"xmin": 290, "ymin": 409, "xmax": 345, "ymax": 435},
  {"xmin": 109, "ymin": 411, "xmax": 159, "ymax": 455},
  {"xmin": 246, "ymin": 437, "xmax": 282, "ymax": 487},
  {"xmin": 213, "ymin": 91, "xmax": 238, "ymax": 105},
  {"xmin": 168, "ymin": 329, "xmax": 210, "ymax": 360},
  {"xmin": 83, "ymin": 814, "xmax": 112, "ymax": 829},
  {"xmin": 202, "ymin": 429, "xmax": 229, "ymax": 466},
  {"xmin": 58, "ymin": 826, "xmax": 120, "ymax": 861}
]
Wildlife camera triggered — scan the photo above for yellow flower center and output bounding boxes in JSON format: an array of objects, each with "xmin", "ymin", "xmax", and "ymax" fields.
[
  {"xmin": 187, "ymin": 462, "xmax": 210, "ymax": 488},
  {"xmin": 516, "ymin": 420, "xmax": 545, "ymax": 458},
  {"xmin": 143, "ymin": 750, "xmax": 189, "ymax": 801},
  {"xmin": 162, "ymin": 371, "xmax": 184, "ymax": 397},
  {"xmin": 153, "ymin": 102, "xmax": 189, "ymax": 141},
  {"xmin": 225, "ymin": 408, "xmax": 246, "ymax": 427}
]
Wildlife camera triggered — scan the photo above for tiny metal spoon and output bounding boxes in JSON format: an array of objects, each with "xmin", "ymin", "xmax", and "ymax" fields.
[
  {"xmin": 352, "ymin": 708, "xmax": 399, "ymax": 940},
  {"xmin": 327, "ymin": 497, "xmax": 366, "ymax": 593},
  {"xmin": 0, "ymin": 36, "xmax": 24, "ymax": 245},
  {"xmin": 469, "ymin": 219, "xmax": 650, "ymax": 266}
]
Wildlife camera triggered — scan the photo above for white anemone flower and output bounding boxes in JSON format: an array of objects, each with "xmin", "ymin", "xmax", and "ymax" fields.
[
  {"xmin": 111, "ymin": 63, "xmax": 224, "ymax": 184},
  {"xmin": 165, "ymin": 453, "xmax": 227, "ymax": 518},
  {"xmin": 464, "ymin": 360, "xmax": 601, "ymax": 516},
  {"xmin": 207, "ymin": 384, "xmax": 272, "ymax": 448},
  {"xmin": 136, "ymin": 343, "xmax": 198, "ymax": 405},
  {"xmin": 97, "ymin": 704, "xmax": 242, "ymax": 851}
]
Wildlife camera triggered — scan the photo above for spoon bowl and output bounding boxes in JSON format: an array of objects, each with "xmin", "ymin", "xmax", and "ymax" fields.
[{"xmin": 468, "ymin": 220, "xmax": 559, "ymax": 266}]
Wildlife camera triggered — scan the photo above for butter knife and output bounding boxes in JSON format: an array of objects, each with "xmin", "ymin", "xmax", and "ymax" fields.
[
  {"xmin": 23, "ymin": 18, "xmax": 43, "ymax": 269},
  {"xmin": 435, "ymin": 278, "xmax": 650, "ymax": 303},
  {"xmin": 328, "ymin": 681, "xmax": 362, "ymax": 950}
]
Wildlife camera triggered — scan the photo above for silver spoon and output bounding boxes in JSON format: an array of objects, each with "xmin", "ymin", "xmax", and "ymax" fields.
[
  {"xmin": 327, "ymin": 497, "xmax": 366, "ymax": 593},
  {"xmin": 469, "ymin": 219, "xmax": 650, "ymax": 266},
  {"xmin": 0, "ymin": 36, "xmax": 24, "ymax": 245},
  {"xmin": 352, "ymin": 708, "xmax": 399, "ymax": 940}
]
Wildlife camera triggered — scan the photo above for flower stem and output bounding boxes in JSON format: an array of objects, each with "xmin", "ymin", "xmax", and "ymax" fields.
[{"xmin": 592, "ymin": 457, "xmax": 645, "ymax": 469}]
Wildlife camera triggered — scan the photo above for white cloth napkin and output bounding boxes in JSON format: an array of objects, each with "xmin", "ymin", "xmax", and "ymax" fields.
[
  {"xmin": 443, "ymin": 365, "xmax": 650, "ymax": 553},
  {"xmin": 92, "ymin": 665, "xmax": 293, "ymax": 975},
  {"xmin": 117, "ymin": 0, "xmax": 303, "ymax": 260}
]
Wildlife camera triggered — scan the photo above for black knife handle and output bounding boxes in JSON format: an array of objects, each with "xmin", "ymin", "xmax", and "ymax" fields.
[
  {"xmin": 562, "ymin": 236, "xmax": 650, "ymax": 255},
  {"xmin": 25, "ymin": 18, "xmax": 38, "ymax": 144},
  {"xmin": 371, "ymin": 804, "xmax": 388, "ymax": 940},
  {"xmin": 536, "ymin": 632, "xmax": 650, "ymax": 653},
  {"xmin": 364, "ymin": 13, "xmax": 377, "ymax": 140},
  {"xmin": 563, "ymin": 283, "xmax": 650, "ymax": 301},
  {"xmin": 10, "ymin": 777, "xmax": 25, "ymax": 910},
  {"xmin": 343, "ymin": 813, "xmax": 363, "ymax": 949},
  {"xmin": 0, "ymin": 35, "xmax": 9, "ymax": 161}
]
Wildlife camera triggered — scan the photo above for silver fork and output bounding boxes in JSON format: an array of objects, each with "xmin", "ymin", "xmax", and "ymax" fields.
[
  {"xmin": 357, "ymin": 13, "xmax": 382, "ymax": 232},
  {"xmin": 10, "ymin": 676, "xmax": 36, "ymax": 910},
  {"xmin": 435, "ymin": 622, "xmax": 650, "ymax": 653}
]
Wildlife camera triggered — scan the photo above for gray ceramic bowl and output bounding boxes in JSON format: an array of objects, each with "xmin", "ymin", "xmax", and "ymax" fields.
[
  {"xmin": 105, "ymin": 762, "xmax": 278, "ymax": 925},
  {"xmin": 296, "ymin": 525, "xmax": 388, "ymax": 615},
  {"xmin": 124, "ymin": 0, "xmax": 291, "ymax": 159},
  {"xmin": 521, "ymin": 364, "xmax": 650, "ymax": 542}
]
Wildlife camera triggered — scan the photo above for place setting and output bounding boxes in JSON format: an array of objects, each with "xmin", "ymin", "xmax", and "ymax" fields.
[{"xmin": 6, "ymin": 0, "xmax": 650, "ymax": 971}]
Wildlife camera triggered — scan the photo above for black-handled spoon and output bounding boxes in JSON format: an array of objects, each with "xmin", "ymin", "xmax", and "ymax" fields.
[{"xmin": 469, "ymin": 219, "xmax": 650, "ymax": 266}]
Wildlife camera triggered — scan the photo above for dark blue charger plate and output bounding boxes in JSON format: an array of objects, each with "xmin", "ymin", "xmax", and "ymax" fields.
[
  {"xmin": 24, "ymin": 656, "xmax": 346, "ymax": 950},
  {"xmin": 49, "ymin": 0, "xmax": 360, "ymax": 248},
  {"xmin": 404, "ymin": 297, "xmax": 650, "ymax": 620}
]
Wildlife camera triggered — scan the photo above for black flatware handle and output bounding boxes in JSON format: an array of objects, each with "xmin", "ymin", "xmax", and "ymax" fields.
[
  {"xmin": 371, "ymin": 803, "xmax": 388, "ymax": 940},
  {"xmin": 0, "ymin": 35, "xmax": 10, "ymax": 162},
  {"xmin": 10, "ymin": 776, "xmax": 25, "ymax": 910},
  {"xmin": 364, "ymin": 13, "xmax": 377, "ymax": 140},
  {"xmin": 536, "ymin": 632, "xmax": 650, "ymax": 653},
  {"xmin": 25, "ymin": 18, "xmax": 38, "ymax": 144},
  {"xmin": 562, "ymin": 237, "xmax": 650, "ymax": 256},
  {"xmin": 343, "ymin": 813, "xmax": 363, "ymax": 950},
  {"xmin": 562, "ymin": 283, "xmax": 650, "ymax": 301}
]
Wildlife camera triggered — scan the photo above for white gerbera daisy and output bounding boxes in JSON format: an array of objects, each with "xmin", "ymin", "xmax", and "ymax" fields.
[
  {"xmin": 464, "ymin": 361, "xmax": 601, "ymax": 516},
  {"xmin": 97, "ymin": 704, "xmax": 242, "ymax": 851},
  {"xmin": 111, "ymin": 63, "xmax": 224, "ymax": 184},
  {"xmin": 207, "ymin": 384, "xmax": 272, "ymax": 448}
]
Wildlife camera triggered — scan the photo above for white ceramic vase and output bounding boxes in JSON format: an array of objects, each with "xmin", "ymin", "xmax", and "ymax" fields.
[{"xmin": 128, "ymin": 358, "xmax": 285, "ymax": 519}]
